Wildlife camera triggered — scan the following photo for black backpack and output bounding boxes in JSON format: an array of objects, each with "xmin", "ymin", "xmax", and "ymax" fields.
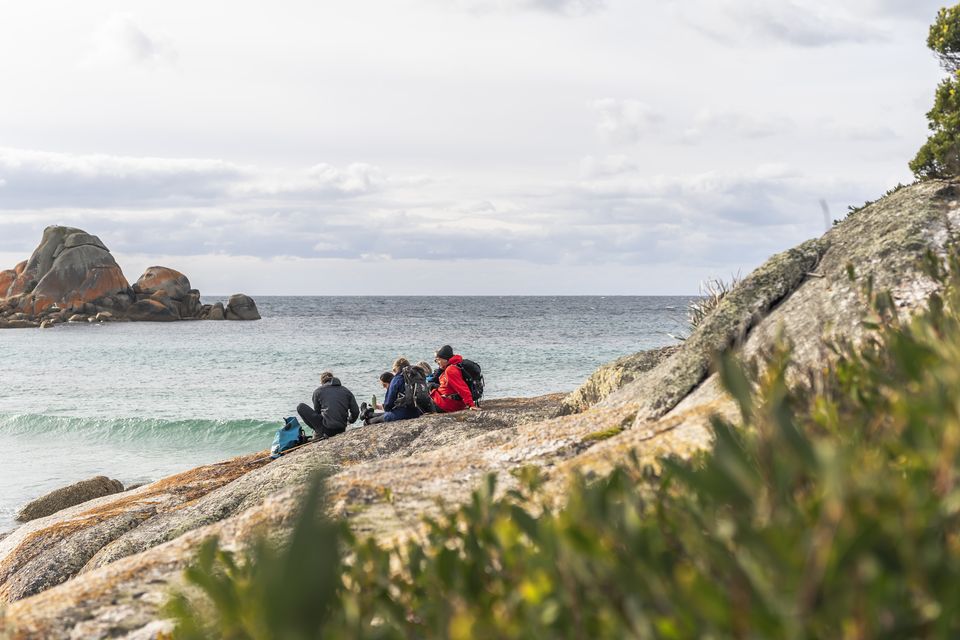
[
  {"xmin": 394, "ymin": 366, "xmax": 436, "ymax": 414},
  {"xmin": 456, "ymin": 359, "xmax": 485, "ymax": 406}
]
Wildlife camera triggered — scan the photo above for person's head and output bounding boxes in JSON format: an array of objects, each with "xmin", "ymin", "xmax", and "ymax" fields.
[
  {"xmin": 320, "ymin": 371, "xmax": 334, "ymax": 385},
  {"xmin": 416, "ymin": 361, "xmax": 433, "ymax": 376},
  {"xmin": 434, "ymin": 344, "xmax": 454, "ymax": 368},
  {"xmin": 379, "ymin": 371, "xmax": 394, "ymax": 388},
  {"xmin": 392, "ymin": 357, "xmax": 410, "ymax": 374}
]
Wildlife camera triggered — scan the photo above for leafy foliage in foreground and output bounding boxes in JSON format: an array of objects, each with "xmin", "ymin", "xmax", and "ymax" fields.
[{"xmin": 169, "ymin": 253, "xmax": 960, "ymax": 638}]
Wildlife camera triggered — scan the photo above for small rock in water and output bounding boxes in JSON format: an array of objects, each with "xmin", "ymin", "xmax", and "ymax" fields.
[
  {"xmin": 225, "ymin": 294, "xmax": 260, "ymax": 320},
  {"xmin": 16, "ymin": 476, "xmax": 125, "ymax": 522}
]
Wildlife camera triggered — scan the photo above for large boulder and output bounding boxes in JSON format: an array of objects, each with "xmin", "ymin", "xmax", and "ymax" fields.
[
  {"xmin": 125, "ymin": 299, "xmax": 179, "ymax": 322},
  {"xmin": 558, "ymin": 345, "xmax": 680, "ymax": 415},
  {"xmin": 0, "ymin": 229, "xmax": 260, "ymax": 327},
  {"xmin": 2, "ymin": 227, "xmax": 130, "ymax": 316},
  {"xmin": 177, "ymin": 291, "xmax": 202, "ymax": 319},
  {"xmin": 0, "ymin": 262, "xmax": 26, "ymax": 298},
  {"xmin": 0, "ymin": 270, "xmax": 15, "ymax": 299},
  {"xmin": 133, "ymin": 267, "xmax": 191, "ymax": 300},
  {"xmin": 16, "ymin": 477, "xmax": 124, "ymax": 523},
  {"xmin": 207, "ymin": 302, "xmax": 225, "ymax": 320},
  {"xmin": 225, "ymin": 293, "xmax": 261, "ymax": 320}
]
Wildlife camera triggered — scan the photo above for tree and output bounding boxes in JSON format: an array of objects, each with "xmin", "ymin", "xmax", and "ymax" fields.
[{"xmin": 910, "ymin": 5, "xmax": 960, "ymax": 179}]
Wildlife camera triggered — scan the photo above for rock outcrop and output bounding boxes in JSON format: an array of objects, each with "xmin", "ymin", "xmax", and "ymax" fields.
[
  {"xmin": 1, "ymin": 181, "xmax": 959, "ymax": 637},
  {"xmin": 133, "ymin": 267, "xmax": 191, "ymax": 300},
  {"xmin": 225, "ymin": 293, "xmax": 261, "ymax": 320},
  {"xmin": 15, "ymin": 477, "xmax": 124, "ymax": 523},
  {"xmin": 0, "ymin": 226, "xmax": 260, "ymax": 327},
  {"xmin": 1, "ymin": 226, "xmax": 130, "ymax": 317},
  {"xmin": 125, "ymin": 299, "xmax": 180, "ymax": 322},
  {"xmin": 558, "ymin": 345, "xmax": 679, "ymax": 415}
]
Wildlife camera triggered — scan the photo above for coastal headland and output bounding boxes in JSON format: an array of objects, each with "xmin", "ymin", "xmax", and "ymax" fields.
[
  {"xmin": 0, "ymin": 179, "xmax": 957, "ymax": 637},
  {"xmin": 0, "ymin": 226, "xmax": 259, "ymax": 328}
]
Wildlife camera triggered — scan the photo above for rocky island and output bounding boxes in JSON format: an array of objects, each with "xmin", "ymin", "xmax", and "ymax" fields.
[
  {"xmin": 0, "ymin": 226, "xmax": 260, "ymax": 328},
  {"xmin": 0, "ymin": 179, "xmax": 956, "ymax": 637}
]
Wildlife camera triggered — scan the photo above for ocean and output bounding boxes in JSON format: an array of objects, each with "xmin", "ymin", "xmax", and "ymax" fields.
[{"xmin": 0, "ymin": 296, "xmax": 691, "ymax": 532}]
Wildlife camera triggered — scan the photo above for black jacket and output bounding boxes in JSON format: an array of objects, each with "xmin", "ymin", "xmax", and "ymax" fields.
[{"xmin": 312, "ymin": 378, "xmax": 359, "ymax": 432}]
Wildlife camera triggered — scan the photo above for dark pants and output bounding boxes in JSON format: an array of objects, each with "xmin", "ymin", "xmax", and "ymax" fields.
[{"xmin": 297, "ymin": 403, "xmax": 345, "ymax": 438}]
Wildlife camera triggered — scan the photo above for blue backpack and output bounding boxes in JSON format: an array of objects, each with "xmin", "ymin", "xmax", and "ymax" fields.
[{"xmin": 270, "ymin": 416, "xmax": 307, "ymax": 459}]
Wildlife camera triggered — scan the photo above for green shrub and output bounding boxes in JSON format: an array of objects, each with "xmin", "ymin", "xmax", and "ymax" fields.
[
  {"xmin": 169, "ymin": 251, "xmax": 960, "ymax": 639},
  {"xmin": 912, "ymin": 5, "xmax": 960, "ymax": 179},
  {"xmin": 164, "ymin": 480, "xmax": 346, "ymax": 640}
]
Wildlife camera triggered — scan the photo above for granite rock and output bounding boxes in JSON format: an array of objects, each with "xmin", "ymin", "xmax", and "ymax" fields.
[{"xmin": 16, "ymin": 477, "xmax": 124, "ymax": 523}]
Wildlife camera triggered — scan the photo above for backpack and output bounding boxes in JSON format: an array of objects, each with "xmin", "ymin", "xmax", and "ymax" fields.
[
  {"xmin": 456, "ymin": 359, "xmax": 485, "ymax": 406},
  {"xmin": 270, "ymin": 416, "xmax": 307, "ymax": 459},
  {"xmin": 394, "ymin": 366, "xmax": 436, "ymax": 414}
]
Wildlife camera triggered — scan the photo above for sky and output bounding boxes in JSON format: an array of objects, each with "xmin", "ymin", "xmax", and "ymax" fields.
[{"xmin": 0, "ymin": 0, "xmax": 949, "ymax": 295}]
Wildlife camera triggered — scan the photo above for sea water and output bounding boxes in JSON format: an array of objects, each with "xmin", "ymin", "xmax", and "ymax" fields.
[{"xmin": 0, "ymin": 296, "xmax": 691, "ymax": 532}]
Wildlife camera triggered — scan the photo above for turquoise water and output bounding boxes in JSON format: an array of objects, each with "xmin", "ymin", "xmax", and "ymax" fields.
[{"xmin": 0, "ymin": 296, "xmax": 690, "ymax": 531}]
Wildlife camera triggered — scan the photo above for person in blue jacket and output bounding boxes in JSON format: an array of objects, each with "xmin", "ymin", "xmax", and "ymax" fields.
[{"xmin": 364, "ymin": 357, "xmax": 423, "ymax": 424}]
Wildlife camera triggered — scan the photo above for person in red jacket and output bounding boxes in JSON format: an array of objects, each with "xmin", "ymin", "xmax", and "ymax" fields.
[{"xmin": 431, "ymin": 345, "xmax": 481, "ymax": 413}]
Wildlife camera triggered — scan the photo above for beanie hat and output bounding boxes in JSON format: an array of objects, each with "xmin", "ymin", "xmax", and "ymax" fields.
[{"xmin": 435, "ymin": 345, "xmax": 454, "ymax": 360}]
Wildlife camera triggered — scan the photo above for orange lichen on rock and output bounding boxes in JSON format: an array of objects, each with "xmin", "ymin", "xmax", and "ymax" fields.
[
  {"xmin": 0, "ymin": 269, "xmax": 16, "ymax": 299},
  {"xmin": 134, "ymin": 266, "xmax": 191, "ymax": 299},
  {"xmin": 0, "ymin": 452, "xmax": 270, "ymax": 604},
  {"xmin": 64, "ymin": 266, "xmax": 130, "ymax": 310}
]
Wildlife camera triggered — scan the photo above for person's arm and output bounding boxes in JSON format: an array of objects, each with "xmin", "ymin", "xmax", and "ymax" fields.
[
  {"xmin": 446, "ymin": 366, "xmax": 474, "ymax": 408},
  {"xmin": 348, "ymin": 391, "xmax": 360, "ymax": 424},
  {"xmin": 313, "ymin": 389, "xmax": 322, "ymax": 414}
]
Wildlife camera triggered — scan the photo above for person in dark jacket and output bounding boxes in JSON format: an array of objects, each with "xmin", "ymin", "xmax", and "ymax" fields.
[
  {"xmin": 297, "ymin": 371, "xmax": 360, "ymax": 438},
  {"xmin": 359, "ymin": 372, "xmax": 394, "ymax": 423},
  {"xmin": 365, "ymin": 357, "xmax": 423, "ymax": 424},
  {"xmin": 430, "ymin": 345, "xmax": 480, "ymax": 413}
]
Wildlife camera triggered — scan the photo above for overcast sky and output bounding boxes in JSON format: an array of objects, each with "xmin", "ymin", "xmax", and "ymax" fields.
[{"xmin": 0, "ymin": 0, "xmax": 948, "ymax": 294}]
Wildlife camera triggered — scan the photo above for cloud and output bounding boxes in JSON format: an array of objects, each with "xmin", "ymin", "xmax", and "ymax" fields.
[
  {"xmin": 0, "ymin": 148, "xmax": 883, "ymax": 281},
  {"xmin": 579, "ymin": 155, "xmax": 637, "ymax": 179},
  {"xmin": 568, "ymin": 162, "xmax": 871, "ymax": 236},
  {"xmin": 825, "ymin": 121, "xmax": 899, "ymax": 142},
  {"xmin": 683, "ymin": 109, "xmax": 792, "ymax": 143},
  {"xmin": 0, "ymin": 148, "xmax": 389, "ymax": 209},
  {"xmin": 453, "ymin": 0, "xmax": 605, "ymax": 15},
  {"xmin": 82, "ymin": 14, "xmax": 178, "ymax": 68},
  {"xmin": 593, "ymin": 99, "xmax": 663, "ymax": 144},
  {"xmin": 857, "ymin": 0, "xmax": 942, "ymax": 21},
  {"xmin": 675, "ymin": 0, "xmax": 886, "ymax": 48},
  {"xmin": 0, "ymin": 148, "xmax": 244, "ymax": 207},
  {"xmin": 243, "ymin": 163, "xmax": 388, "ymax": 198}
]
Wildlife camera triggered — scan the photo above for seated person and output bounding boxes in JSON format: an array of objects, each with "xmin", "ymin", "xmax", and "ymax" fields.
[
  {"xmin": 416, "ymin": 360, "xmax": 439, "ymax": 389},
  {"xmin": 365, "ymin": 358, "xmax": 423, "ymax": 424},
  {"xmin": 360, "ymin": 372, "xmax": 394, "ymax": 423},
  {"xmin": 430, "ymin": 345, "xmax": 480, "ymax": 413},
  {"xmin": 297, "ymin": 371, "xmax": 360, "ymax": 439}
]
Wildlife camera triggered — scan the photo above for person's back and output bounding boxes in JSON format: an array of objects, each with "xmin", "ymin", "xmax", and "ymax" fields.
[{"xmin": 298, "ymin": 371, "xmax": 360, "ymax": 438}]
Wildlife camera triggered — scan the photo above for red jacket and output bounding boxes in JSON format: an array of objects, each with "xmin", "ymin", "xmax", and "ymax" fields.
[{"xmin": 431, "ymin": 355, "xmax": 474, "ymax": 412}]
